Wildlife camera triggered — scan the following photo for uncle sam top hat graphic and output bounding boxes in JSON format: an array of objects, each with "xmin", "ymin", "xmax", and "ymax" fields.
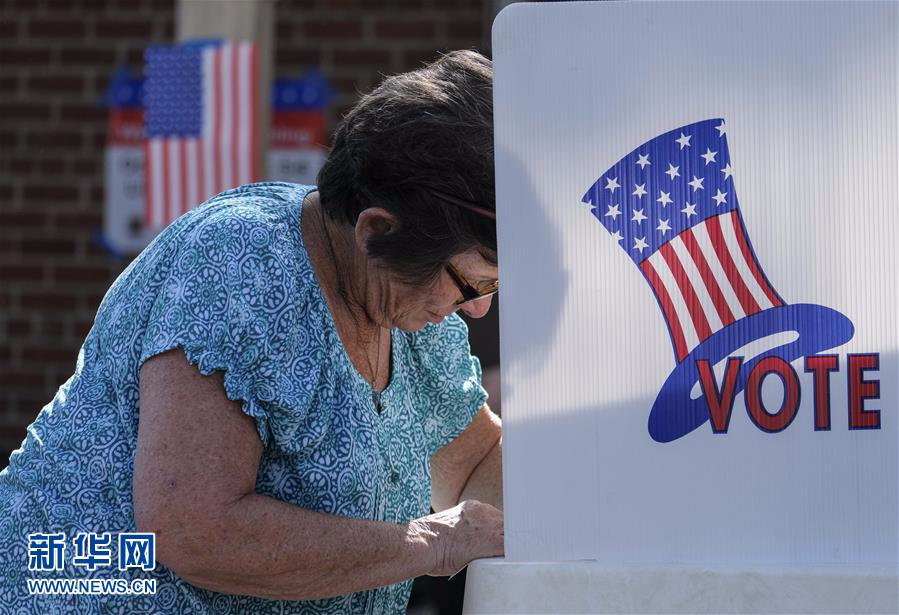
[{"xmin": 582, "ymin": 119, "xmax": 854, "ymax": 443}]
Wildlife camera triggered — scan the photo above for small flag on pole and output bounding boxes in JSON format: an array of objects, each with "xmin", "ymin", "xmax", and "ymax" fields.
[{"xmin": 143, "ymin": 41, "xmax": 258, "ymax": 228}]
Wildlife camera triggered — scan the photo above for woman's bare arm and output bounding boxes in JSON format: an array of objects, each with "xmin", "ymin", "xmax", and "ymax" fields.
[
  {"xmin": 134, "ymin": 349, "xmax": 502, "ymax": 600},
  {"xmin": 430, "ymin": 405, "xmax": 502, "ymax": 512}
]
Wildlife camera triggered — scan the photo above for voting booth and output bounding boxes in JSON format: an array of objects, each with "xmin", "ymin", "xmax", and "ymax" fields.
[{"xmin": 467, "ymin": 2, "xmax": 898, "ymax": 612}]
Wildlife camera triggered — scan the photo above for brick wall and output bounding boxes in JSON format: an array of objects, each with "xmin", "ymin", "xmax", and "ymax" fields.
[{"xmin": 0, "ymin": 0, "xmax": 494, "ymax": 458}]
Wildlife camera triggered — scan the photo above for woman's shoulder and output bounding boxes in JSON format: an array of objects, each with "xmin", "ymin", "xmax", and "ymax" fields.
[
  {"xmin": 99, "ymin": 182, "xmax": 323, "ymax": 363},
  {"xmin": 131, "ymin": 182, "xmax": 315, "ymax": 281},
  {"xmin": 183, "ymin": 181, "xmax": 312, "ymax": 239}
]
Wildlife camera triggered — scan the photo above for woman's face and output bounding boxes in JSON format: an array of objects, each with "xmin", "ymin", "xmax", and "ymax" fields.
[{"xmin": 383, "ymin": 250, "xmax": 497, "ymax": 332}]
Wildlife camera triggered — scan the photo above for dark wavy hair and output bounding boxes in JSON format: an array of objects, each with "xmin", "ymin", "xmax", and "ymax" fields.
[{"xmin": 317, "ymin": 49, "xmax": 495, "ymax": 287}]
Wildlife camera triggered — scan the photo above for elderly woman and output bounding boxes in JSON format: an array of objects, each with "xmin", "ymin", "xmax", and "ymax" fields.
[{"xmin": 0, "ymin": 50, "xmax": 503, "ymax": 613}]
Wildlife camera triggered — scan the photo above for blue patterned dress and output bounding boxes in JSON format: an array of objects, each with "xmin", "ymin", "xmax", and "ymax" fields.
[{"xmin": 0, "ymin": 182, "xmax": 487, "ymax": 614}]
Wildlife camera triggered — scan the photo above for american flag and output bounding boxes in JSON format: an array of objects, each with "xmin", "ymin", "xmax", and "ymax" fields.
[
  {"xmin": 143, "ymin": 41, "xmax": 258, "ymax": 228},
  {"xmin": 583, "ymin": 119, "xmax": 784, "ymax": 362}
]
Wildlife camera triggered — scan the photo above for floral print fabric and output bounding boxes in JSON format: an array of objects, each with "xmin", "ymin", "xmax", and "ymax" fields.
[{"xmin": 0, "ymin": 182, "xmax": 487, "ymax": 614}]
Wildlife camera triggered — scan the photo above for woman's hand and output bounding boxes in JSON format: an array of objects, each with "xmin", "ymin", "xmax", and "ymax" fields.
[{"xmin": 413, "ymin": 499, "xmax": 504, "ymax": 577}]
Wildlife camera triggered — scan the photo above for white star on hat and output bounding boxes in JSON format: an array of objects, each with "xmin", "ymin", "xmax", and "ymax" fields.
[{"xmin": 701, "ymin": 148, "xmax": 718, "ymax": 165}]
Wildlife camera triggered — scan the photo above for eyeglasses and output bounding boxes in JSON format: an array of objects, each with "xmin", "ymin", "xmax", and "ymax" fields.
[
  {"xmin": 446, "ymin": 262, "xmax": 499, "ymax": 305},
  {"xmin": 427, "ymin": 186, "xmax": 496, "ymax": 220}
]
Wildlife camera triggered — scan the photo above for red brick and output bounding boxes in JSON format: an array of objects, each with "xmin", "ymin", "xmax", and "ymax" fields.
[
  {"xmin": 447, "ymin": 19, "xmax": 482, "ymax": 40},
  {"xmin": 302, "ymin": 19, "xmax": 363, "ymax": 39},
  {"xmin": 4, "ymin": 320, "xmax": 32, "ymax": 337},
  {"xmin": 374, "ymin": 19, "xmax": 436, "ymax": 39},
  {"xmin": 42, "ymin": 320, "xmax": 66, "ymax": 337},
  {"xmin": 0, "ymin": 47, "xmax": 51, "ymax": 65},
  {"xmin": 23, "ymin": 185, "xmax": 79, "ymax": 202},
  {"xmin": 21, "ymin": 345, "xmax": 77, "ymax": 365},
  {"xmin": 0, "ymin": 76, "xmax": 18, "ymax": 92},
  {"xmin": 71, "ymin": 158, "xmax": 101, "ymax": 174},
  {"xmin": 0, "ymin": 211, "xmax": 47, "ymax": 228},
  {"xmin": 47, "ymin": 369, "xmax": 72, "ymax": 388},
  {"xmin": 90, "ymin": 132, "xmax": 107, "ymax": 149},
  {"xmin": 52, "ymin": 211, "xmax": 102, "ymax": 229},
  {"xmin": 83, "ymin": 294, "xmax": 104, "ymax": 311},
  {"xmin": 275, "ymin": 21, "xmax": 294, "ymax": 39},
  {"xmin": 28, "ymin": 20, "xmax": 86, "ymax": 39},
  {"xmin": 402, "ymin": 48, "xmax": 447, "ymax": 70},
  {"xmin": 0, "ymin": 103, "xmax": 51, "ymax": 121},
  {"xmin": 10, "ymin": 159, "xmax": 33, "ymax": 173},
  {"xmin": 59, "ymin": 103, "xmax": 105, "ymax": 122},
  {"xmin": 0, "ymin": 264, "xmax": 43, "ymax": 282},
  {"xmin": 146, "ymin": 0, "xmax": 175, "ymax": 10},
  {"xmin": 0, "ymin": 132, "xmax": 17, "ymax": 147},
  {"xmin": 52, "ymin": 265, "xmax": 112, "ymax": 284},
  {"xmin": 71, "ymin": 319, "xmax": 94, "ymax": 339},
  {"xmin": 0, "ymin": 371, "xmax": 43, "ymax": 387},
  {"xmin": 58, "ymin": 47, "xmax": 117, "ymax": 66},
  {"xmin": 21, "ymin": 292, "xmax": 78, "ymax": 311},
  {"xmin": 435, "ymin": 0, "xmax": 480, "ymax": 7},
  {"xmin": 124, "ymin": 48, "xmax": 146, "ymax": 65},
  {"xmin": 39, "ymin": 159, "xmax": 65, "ymax": 174},
  {"xmin": 160, "ymin": 18, "xmax": 175, "ymax": 39},
  {"xmin": 84, "ymin": 240, "xmax": 108, "ymax": 258},
  {"xmin": 315, "ymin": 0, "xmax": 396, "ymax": 6},
  {"xmin": 95, "ymin": 20, "xmax": 152, "ymax": 38},
  {"xmin": 0, "ymin": 425, "xmax": 26, "ymax": 451},
  {"xmin": 14, "ymin": 398, "xmax": 49, "ymax": 417},
  {"xmin": 333, "ymin": 49, "xmax": 393, "ymax": 67},
  {"xmin": 0, "ymin": 20, "xmax": 17, "ymax": 39},
  {"xmin": 0, "ymin": 184, "xmax": 12, "ymax": 199},
  {"xmin": 276, "ymin": 46, "xmax": 323, "ymax": 67},
  {"xmin": 330, "ymin": 77, "xmax": 364, "ymax": 97},
  {"xmin": 26, "ymin": 132, "xmax": 83, "ymax": 149},
  {"xmin": 45, "ymin": 0, "xmax": 81, "ymax": 10},
  {"xmin": 20, "ymin": 238, "xmax": 77, "ymax": 256},
  {"xmin": 26, "ymin": 75, "xmax": 86, "ymax": 94},
  {"xmin": 116, "ymin": 0, "xmax": 156, "ymax": 9}
]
